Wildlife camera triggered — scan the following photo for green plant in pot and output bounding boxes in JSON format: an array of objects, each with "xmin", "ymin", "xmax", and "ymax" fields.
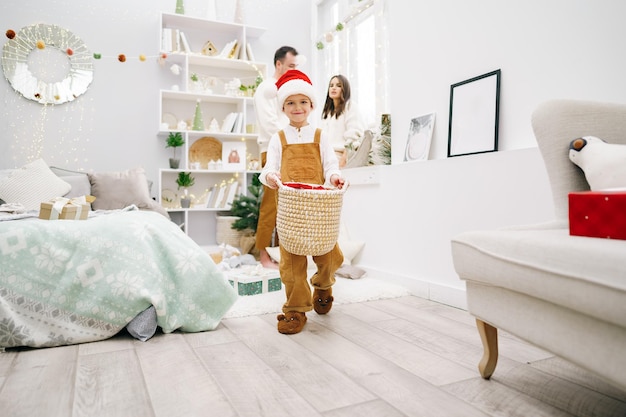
[
  {"xmin": 166, "ymin": 132, "xmax": 185, "ymax": 169},
  {"xmin": 228, "ymin": 173, "xmax": 263, "ymax": 255},
  {"xmin": 176, "ymin": 171, "xmax": 195, "ymax": 208}
]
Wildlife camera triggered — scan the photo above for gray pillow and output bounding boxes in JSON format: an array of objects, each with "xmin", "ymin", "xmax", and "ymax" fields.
[
  {"xmin": 126, "ymin": 306, "xmax": 158, "ymax": 342},
  {"xmin": 88, "ymin": 167, "xmax": 169, "ymax": 218},
  {"xmin": 62, "ymin": 175, "xmax": 92, "ymax": 198}
]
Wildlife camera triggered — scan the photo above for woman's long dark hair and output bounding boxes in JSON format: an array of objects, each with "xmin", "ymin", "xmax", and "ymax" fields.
[{"xmin": 322, "ymin": 74, "xmax": 351, "ymax": 120}]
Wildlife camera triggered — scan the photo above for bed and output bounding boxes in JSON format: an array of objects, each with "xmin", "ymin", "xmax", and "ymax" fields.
[{"xmin": 0, "ymin": 161, "xmax": 238, "ymax": 349}]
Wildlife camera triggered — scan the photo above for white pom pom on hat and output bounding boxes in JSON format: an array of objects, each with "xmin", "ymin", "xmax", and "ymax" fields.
[{"xmin": 268, "ymin": 69, "xmax": 316, "ymax": 110}]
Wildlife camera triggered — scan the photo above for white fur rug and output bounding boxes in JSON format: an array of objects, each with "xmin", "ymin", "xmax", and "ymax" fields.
[{"xmin": 223, "ymin": 274, "xmax": 411, "ymax": 318}]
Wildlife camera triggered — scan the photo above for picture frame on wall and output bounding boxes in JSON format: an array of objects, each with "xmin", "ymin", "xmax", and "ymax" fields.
[
  {"xmin": 404, "ymin": 113, "xmax": 436, "ymax": 162},
  {"xmin": 447, "ymin": 69, "xmax": 501, "ymax": 157},
  {"xmin": 222, "ymin": 141, "xmax": 246, "ymax": 170}
]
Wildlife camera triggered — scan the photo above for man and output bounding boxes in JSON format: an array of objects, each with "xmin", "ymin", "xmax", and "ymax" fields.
[{"xmin": 254, "ymin": 46, "xmax": 299, "ymax": 268}]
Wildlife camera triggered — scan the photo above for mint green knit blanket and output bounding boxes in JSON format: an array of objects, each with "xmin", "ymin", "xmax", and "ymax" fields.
[{"xmin": 0, "ymin": 209, "xmax": 237, "ymax": 348}]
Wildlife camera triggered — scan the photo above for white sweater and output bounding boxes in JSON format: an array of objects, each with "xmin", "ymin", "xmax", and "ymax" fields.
[
  {"xmin": 319, "ymin": 101, "xmax": 366, "ymax": 152},
  {"xmin": 253, "ymin": 78, "xmax": 289, "ymax": 154}
]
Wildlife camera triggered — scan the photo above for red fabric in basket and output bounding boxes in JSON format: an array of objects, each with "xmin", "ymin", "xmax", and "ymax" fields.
[{"xmin": 283, "ymin": 182, "xmax": 327, "ymax": 190}]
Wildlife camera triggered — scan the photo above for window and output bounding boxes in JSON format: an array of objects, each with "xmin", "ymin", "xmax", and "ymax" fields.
[{"xmin": 314, "ymin": 0, "xmax": 389, "ymax": 128}]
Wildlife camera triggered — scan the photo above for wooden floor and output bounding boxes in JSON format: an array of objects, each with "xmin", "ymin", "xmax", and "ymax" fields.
[{"xmin": 1, "ymin": 295, "xmax": 625, "ymax": 417}]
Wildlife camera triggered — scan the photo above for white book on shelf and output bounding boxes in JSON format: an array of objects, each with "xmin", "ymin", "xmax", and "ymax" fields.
[
  {"xmin": 232, "ymin": 112, "xmax": 243, "ymax": 133},
  {"xmin": 223, "ymin": 182, "xmax": 240, "ymax": 210},
  {"xmin": 212, "ymin": 182, "xmax": 227, "ymax": 209},
  {"xmin": 179, "ymin": 31, "xmax": 191, "ymax": 53},
  {"xmin": 245, "ymin": 42, "xmax": 255, "ymax": 62},
  {"xmin": 205, "ymin": 186, "xmax": 215, "ymax": 208},
  {"xmin": 161, "ymin": 28, "xmax": 172, "ymax": 52},
  {"xmin": 221, "ymin": 112, "xmax": 238, "ymax": 133},
  {"xmin": 219, "ymin": 39, "xmax": 237, "ymax": 58},
  {"xmin": 173, "ymin": 29, "xmax": 180, "ymax": 52}
]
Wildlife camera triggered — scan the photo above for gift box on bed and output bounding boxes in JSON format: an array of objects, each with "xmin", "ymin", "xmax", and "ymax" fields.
[
  {"xmin": 568, "ymin": 190, "xmax": 626, "ymax": 240},
  {"xmin": 226, "ymin": 265, "xmax": 281, "ymax": 296},
  {"xmin": 39, "ymin": 196, "xmax": 93, "ymax": 220}
]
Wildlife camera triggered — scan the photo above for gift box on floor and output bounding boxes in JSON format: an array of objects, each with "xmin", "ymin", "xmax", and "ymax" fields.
[
  {"xmin": 39, "ymin": 196, "xmax": 93, "ymax": 220},
  {"xmin": 226, "ymin": 265, "xmax": 281, "ymax": 296},
  {"xmin": 568, "ymin": 190, "xmax": 626, "ymax": 240}
]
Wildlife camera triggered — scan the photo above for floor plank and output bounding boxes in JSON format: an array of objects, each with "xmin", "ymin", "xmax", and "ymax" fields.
[
  {"xmin": 530, "ymin": 357, "xmax": 626, "ymax": 403},
  {"xmin": 442, "ymin": 377, "xmax": 576, "ymax": 417},
  {"xmin": 367, "ymin": 298, "xmax": 553, "ymax": 364},
  {"xmin": 73, "ymin": 347, "xmax": 153, "ymax": 417},
  {"xmin": 223, "ymin": 315, "xmax": 375, "ymax": 413},
  {"xmin": 135, "ymin": 332, "xmax": 237, "ymax": 417},
  {"xmin": 194, "ymin": 335, "xmax": 323, "ymax": 417},
  {"xmin": 493, "ymin": 363, "xmax": 626, "ymax": 417},
  {"xmin": 309, "ymin": 302, "xmax": 478, "ymax": 386},
  {"xmin": 0, "ymin": 346, "xmax": 78, "ymax": 417},
  {"xmin": 281, "ymin": 316, "xmax": 490, "ymax": 417}
]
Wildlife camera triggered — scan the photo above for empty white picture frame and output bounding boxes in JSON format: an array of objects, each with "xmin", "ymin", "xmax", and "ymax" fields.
[{"xmin": 448, "ymin": 69, "xmax": 501, "ymax": 157}]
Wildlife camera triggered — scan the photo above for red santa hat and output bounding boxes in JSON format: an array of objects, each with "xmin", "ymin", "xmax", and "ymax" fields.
[{"xmin": 266, "ymin": 69, "xmax": 316, "ymax": 110}]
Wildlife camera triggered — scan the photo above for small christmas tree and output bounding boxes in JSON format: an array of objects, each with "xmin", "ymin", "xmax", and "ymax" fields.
[
  {"xmin": 192, "ymin": 99, "xmax": 204, "ymax": 131},
  {"xmin": 175, "ymin": 0, "xmax": 185, "ymax": 14},
  {"xmin": 229, "ymin": 173, "xmax": 263, "ymax": 233}
]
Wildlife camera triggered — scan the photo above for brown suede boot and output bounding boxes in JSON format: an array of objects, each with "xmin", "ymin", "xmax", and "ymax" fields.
[
  {"xmin": 277, "ymin": 311, "xmax": 307, "ymax": 334},
  {"xmin": 313, "ymin": 288, "xmax": 334, "ymax": 315}
]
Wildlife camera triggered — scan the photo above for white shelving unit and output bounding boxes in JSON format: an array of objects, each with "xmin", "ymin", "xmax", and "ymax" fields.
[{"xmin": 157, "ymin": 12, "xmax": 266, "ymax": 246}]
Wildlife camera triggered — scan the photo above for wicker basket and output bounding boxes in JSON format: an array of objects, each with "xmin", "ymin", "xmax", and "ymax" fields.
[
  {"xmin": 216, "ymin": 216, "xmax": 246, "ymax": 248},
  {"xmin": 276, "ymin": 182, "xmax": 347, "ymax": 256}
]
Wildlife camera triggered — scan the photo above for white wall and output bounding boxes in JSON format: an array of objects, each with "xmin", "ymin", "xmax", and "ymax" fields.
[
  {"xmin": 341, "ymin": 0, "xmax": 626, "ymax": 307},
  {"xmin": 0, "ymin": 0, "xmax": 313, "ymax": 184},
  {"xmin": 390, "ymin": 0, "xmax": 626, "ymax": 161}
]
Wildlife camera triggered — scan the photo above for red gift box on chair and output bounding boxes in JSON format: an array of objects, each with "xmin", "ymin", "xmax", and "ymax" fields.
[{"xmin": 568, "ymin": 191, "xmax": 626, "ymax": 240}]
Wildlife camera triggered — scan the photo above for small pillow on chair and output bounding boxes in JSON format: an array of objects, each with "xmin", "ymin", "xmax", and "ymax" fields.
[{"xmin": 569, "ymin": 136, "xmax": 626, "ymax": 190}]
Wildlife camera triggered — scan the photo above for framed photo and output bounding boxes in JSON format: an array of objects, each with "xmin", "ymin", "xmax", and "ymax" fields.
[
  {"xmin": 447, "ymin": 69, "xmax": 501, "ymax": 157},
  {"xmin": 222, "ymin": 141, "xmax": 246, "ymax": 170},
  {"xmin": 404, "ymin": 113, "xmax": 436, "ymax": 162}
]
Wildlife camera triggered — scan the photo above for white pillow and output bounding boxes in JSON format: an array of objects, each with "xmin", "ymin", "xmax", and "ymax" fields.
[
  {"xmin": 337, "ymin": 222, "xmax": 365, "ymax": 265},
  {"xmin": 0, "ymin": 159, "xmax": 71, "ymax": 210},
  {"xmin": 265, "ymin": 246, "xmax": 315, "ymax": 269}
]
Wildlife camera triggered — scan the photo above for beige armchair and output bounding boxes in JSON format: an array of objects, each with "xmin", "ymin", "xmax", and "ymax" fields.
[{"xmin": 451, "ymin": 99, "xmax": 626, "ymax": 391}]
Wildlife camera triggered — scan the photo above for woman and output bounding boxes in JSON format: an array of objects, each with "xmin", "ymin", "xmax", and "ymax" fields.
[{"xmin": 319, "ymin": 75, "xmax": 366, "ymax": 168}]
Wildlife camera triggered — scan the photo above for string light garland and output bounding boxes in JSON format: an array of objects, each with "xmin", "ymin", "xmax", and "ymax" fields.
[
  {"xmin": 4, "ymin": 27, "xmax": 171, "ymax": 66},
  {"xmin": 315, "ymin": 0, "xmax": 375, "ymax": 50}
]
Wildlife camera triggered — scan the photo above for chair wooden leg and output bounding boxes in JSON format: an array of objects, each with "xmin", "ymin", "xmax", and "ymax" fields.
[{"xmin": 476, "ymin": 319, "xmax": 498, "ymax": 379}]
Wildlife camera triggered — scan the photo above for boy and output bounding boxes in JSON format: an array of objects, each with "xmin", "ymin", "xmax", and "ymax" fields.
[{"xmin": 260, "ymin": 69, "xmax": 346, "ymax": 334}]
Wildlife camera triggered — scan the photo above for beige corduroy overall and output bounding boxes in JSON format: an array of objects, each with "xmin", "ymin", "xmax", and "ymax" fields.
[{"xmin": 277, "ymin": 129, "xmax": 344, "ymax": 314}]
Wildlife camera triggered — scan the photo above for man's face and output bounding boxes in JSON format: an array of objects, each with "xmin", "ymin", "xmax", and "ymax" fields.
[{"xmin": 277, "ymin": 52, "xmax": 298, "ymax": 77}]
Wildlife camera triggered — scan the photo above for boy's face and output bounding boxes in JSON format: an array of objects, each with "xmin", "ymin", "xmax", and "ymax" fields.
[{"xmin": 283, "ymin": 94, "xmax": 312, "ymax": 125}]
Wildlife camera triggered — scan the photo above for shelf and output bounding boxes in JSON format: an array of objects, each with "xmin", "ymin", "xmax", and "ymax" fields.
[
  {"xmin": 161, "ymin": 89, "xmax": 248, "ymax": 104},
  {"xmin": 187, "ymin": 54, "xmax": 265, "ymax": 71},
  {"xmin": 158, "ymin": 12, "xmax": 265, "ymax": 247},
  {"xmin": 161, "ymin": 12, "xmax": 266, "ymax": 39}
]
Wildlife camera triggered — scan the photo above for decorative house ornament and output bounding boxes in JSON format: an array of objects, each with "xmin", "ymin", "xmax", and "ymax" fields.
[
  {"xmin": 1, "ymin": 23, "xmax": 94, "ymax": 105},
  {"xmin": 201, "ymin": 40, "xmax": 218, "ymax": 56}
]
